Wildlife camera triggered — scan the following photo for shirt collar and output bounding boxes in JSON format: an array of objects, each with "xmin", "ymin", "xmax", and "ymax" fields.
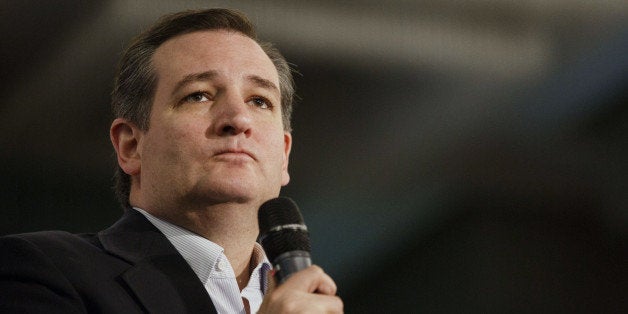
[{"xmin": 133, "ymin": 207, "xmax": 271, "ymax": 289}]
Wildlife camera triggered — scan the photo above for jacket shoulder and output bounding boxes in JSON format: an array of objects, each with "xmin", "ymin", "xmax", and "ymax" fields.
[
  {"xmin": 0, "ymin": 231, "xmax": 91, "ymax": 313},
  {"xmin": 2, "ymin": 231, "xmax": 105, "ymax": 261}
]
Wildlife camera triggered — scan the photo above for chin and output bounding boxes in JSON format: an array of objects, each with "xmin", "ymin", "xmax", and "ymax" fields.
[
  {"xmin": 190, "ymin": 181, "xmax": 256, "ymax": 204},
  {"xmin": 190, "ymin": 171, "xmax": 281, "ymax": 204}
]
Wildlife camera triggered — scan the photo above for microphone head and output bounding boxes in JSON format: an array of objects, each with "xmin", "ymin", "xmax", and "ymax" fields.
[{"xmin": 257, "ymin": 197, "xmax": 311, "ymax": 264}]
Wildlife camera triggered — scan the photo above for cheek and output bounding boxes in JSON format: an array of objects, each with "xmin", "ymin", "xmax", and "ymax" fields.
[
  {"xmin": 144, "ymin": 122, "xmax": 204, "ymax": 167},
  {"xmin": 261, "ymin": 130, "xmax": 289, "ymax": 167}
]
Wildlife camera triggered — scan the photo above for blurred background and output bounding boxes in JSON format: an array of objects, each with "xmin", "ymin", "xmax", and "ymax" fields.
[{"xmin": 1, "ymin": 1, "xmax": 626, "ymax": 312}]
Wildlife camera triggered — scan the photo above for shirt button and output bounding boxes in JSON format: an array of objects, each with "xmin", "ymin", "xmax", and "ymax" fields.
[{"xmin": 217, "ymin": 260, "xmax": 227, "ymax": 271}]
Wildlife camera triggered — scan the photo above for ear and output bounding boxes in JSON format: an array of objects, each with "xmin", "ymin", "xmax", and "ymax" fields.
[
  {"xmin": 281, "ymin": 132, "xmax": 292, "ymax": 186},
  {"xmin": 110, "ymin": 118, "xmax": 143, "ymax": 176}
]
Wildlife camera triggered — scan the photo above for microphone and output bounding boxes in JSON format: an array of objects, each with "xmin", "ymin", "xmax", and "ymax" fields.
[{"xmin": 257, "ymin": 197, "xmax": 312, "ymax": 284}]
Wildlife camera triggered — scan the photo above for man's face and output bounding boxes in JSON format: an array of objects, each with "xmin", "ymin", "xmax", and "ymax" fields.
[{"xmin": 134, "ymin": 30, "xmax": 291, "ymax": 210}]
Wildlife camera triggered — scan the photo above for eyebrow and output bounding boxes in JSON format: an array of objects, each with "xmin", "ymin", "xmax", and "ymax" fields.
[
  {"xmin": 246, "ymin": 75, "xmax": 279, "ymax": 94},
  {"xmin": 170, "ymin": 71, "xmax": 279, "ymax": 97},
  {"xmin": 171, "ymin": 70, "xmax": 219, "ymax": 96}
]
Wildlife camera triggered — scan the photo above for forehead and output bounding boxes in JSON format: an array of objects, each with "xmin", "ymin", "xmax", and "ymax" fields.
[{"xmin": 152, "ymin": 30, "xmax": 279, "ymax": 88}]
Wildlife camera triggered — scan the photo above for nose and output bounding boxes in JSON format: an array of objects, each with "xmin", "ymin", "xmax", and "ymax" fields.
[{"xmin": 211, "ymin": 90, "xmax": 252, "ymax": 137}]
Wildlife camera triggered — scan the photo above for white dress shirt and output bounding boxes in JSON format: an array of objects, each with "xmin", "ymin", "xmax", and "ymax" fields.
[{"xmin": 134, "ymin": 207, "xmax": 271, "ymax": 313}]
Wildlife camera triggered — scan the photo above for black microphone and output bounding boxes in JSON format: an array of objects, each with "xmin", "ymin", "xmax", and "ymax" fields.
[{"xmin": 257, "ymin": 197, "xmax": 312, "ymax": 284}]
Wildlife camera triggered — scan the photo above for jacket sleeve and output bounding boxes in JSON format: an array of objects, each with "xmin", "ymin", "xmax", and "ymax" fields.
[{"xmin": 0, "ymin": 235, "xmax": 85, "ymax": 313}]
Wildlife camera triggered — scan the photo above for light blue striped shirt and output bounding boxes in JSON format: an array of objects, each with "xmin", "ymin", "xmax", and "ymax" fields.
[{"xmin": 134, "ymin": 207, "xmax": 271, "ymax": 313}]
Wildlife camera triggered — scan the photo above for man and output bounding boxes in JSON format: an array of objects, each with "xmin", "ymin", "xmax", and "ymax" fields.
[{"xmin": 0, "ymin": 9, "xmax": 343, "ymax": 313}]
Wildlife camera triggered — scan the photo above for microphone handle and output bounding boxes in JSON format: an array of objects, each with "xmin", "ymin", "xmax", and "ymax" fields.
[{"xmin": 273, "ymin": 250, "xmax": 312, "ymax": 283}]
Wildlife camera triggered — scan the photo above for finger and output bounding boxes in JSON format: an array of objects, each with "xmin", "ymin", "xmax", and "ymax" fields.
[
  {"xmin": 319, "ymin": 295, "xmax": 344, "ymax": 313},
  {"xmin": 296, "ymin": 293, "xmax": 344, "ymax": 313},
  {"xmin": 279, "ymin": 265, "xmax": 338, "ymax": 295}
]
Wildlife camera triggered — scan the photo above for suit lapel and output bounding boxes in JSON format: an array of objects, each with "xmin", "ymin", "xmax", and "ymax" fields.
[{"xmin": 99, "ymin": 210, "xmax": 217, "ymax": 314}]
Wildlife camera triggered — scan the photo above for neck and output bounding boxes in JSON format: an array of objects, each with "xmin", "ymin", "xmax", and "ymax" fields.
[{"xmin": 143, "ymin": 201, "xmax": 261, "ymax": 289}]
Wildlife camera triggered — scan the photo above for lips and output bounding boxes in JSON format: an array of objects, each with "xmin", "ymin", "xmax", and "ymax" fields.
[{"xmin": 214, "ymin": 148, "xmax": 256, "ymax": 161}]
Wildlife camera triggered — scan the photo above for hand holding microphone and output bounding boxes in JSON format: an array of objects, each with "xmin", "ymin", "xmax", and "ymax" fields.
[{"xmin": 257, "ymin": 197, "xmax": 343, "ymax": 313}]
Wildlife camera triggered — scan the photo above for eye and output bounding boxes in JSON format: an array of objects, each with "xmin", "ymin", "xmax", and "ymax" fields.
[
  {"xmin": 249, "ymin": 96, "xmax": 272, "ymax": 109},
  {"xmin": 183, "ymin": 92, "xmax": 210, "ymax": 103}
]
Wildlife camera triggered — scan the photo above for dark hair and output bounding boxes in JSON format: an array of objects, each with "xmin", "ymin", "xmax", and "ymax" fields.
[{"xmin": 111, "ymin": 8, "xmax": 295, "ymax": 209}]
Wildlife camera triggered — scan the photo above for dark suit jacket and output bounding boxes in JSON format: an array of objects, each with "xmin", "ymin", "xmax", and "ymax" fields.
[{"xmin": 0, "ymin": 209, "xmax": 217, "ymax": 313}]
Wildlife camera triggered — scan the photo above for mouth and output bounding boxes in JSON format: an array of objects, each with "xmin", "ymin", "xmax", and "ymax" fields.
[{"xmin": 214, "ymin": 148, "xmax": 256, "ymax": 161}]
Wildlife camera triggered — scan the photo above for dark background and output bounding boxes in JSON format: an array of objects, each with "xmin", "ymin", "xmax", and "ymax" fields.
[{"xmin": 2, "ymin": 1, "xmax": 626, "ymax": 313}]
